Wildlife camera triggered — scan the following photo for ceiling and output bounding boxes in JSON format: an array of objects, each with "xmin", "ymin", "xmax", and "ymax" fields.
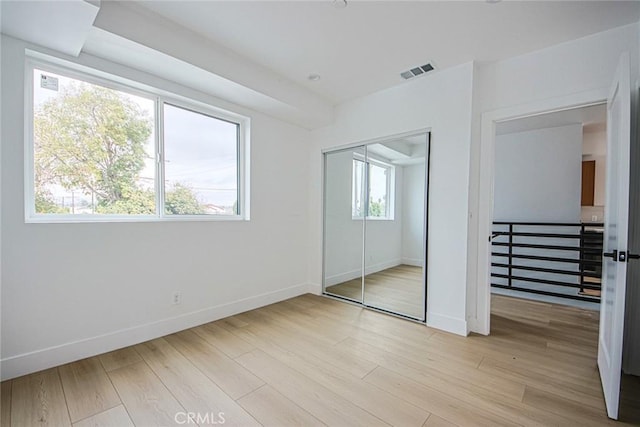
[
  {"xmin": 1, "ymin": 1, "xmax": 638, "ymax": 130},
  {"xmin": 133, "ymin": 1, "xmax": 640, "ymax": 104},
  {"xmin": 0, "ymin": 0, "xmax": 99, "ymax": 56},
  {"xmin": 496, "ymin": 104, "xmax": 607, "ymax": 136},
  {"xmin": 368, "ymin": 134, "xmax": 428, "ymax": 166}
]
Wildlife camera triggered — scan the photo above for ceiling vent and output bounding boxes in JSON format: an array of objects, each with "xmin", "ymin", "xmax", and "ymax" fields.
[{"xmin": 400, "ymin": 63, "xmax": 435, "ymax": 80}]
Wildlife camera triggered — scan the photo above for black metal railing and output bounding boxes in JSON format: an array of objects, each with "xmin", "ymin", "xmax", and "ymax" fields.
[{"xmin": 490, "ymin": 221, "xmax": 603, "ymax": 303}]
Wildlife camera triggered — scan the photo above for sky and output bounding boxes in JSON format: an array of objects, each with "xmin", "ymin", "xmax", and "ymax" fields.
[
  {"xmin": 352, "ymin": 158, "xmax": 389, "ymax": 217},
  {"xmin": 368, "ymin": 162, "xmax": 388, "ymax": 206},
  {"xmin": 33, "ymin": 68, "xmax": 238, "ymax": 211},
  {"xmin": 163, "ymin": 103, "xmax": 238, "ymax": 206}
]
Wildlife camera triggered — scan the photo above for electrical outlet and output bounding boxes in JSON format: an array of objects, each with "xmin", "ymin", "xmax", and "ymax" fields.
[
  {"xmin": 592, "ymin": 215, "xmax": 598, "ymax": 222},
  {"xmin": 172, "ymin": 291, "xmax": 182, "ymax": 305}
]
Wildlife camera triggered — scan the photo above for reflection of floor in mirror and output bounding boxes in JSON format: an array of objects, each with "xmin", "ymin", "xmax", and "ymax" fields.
[{"xmin": 325, "ymin": 264, "xmax": 423, "ymax": 319}]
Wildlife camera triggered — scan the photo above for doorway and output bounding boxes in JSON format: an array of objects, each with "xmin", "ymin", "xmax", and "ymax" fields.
[
  {"xmin": 474, "ymin": 87, "xmax": 610, "ymax": 335},
  {"xmin": 322, "ymin": 132, "xmax": 430, "ymax": 321},
  {"xmin": 489, "ymin": 103, "xmax": 607, "ymax": 309},
  {"xmin": 475, "ymin": 54, "xmax": 638, "ymax": 421}
]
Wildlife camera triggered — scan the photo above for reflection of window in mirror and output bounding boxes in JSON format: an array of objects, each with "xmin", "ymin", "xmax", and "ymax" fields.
[
  {"xmin": 351, "ymin": 155, "xmax": 395, "ymax": 220},
  {"xmin": 352, "ymin": 158, "xmax": 366, "ymax": 218}
]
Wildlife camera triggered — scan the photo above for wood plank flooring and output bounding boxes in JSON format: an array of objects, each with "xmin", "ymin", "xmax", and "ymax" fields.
[
  {"xmin": 1, "ymin": 294, "xmax": 639, "ymax": 426},
  {"xmin": 325, "ymin": 264, "xmax": 424, "ymax": 318}
]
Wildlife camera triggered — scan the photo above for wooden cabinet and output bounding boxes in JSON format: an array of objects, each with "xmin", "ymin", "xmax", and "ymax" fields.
[{"xmin": 581, "ymin": 160, "xmax": 596, "ymax": 206}]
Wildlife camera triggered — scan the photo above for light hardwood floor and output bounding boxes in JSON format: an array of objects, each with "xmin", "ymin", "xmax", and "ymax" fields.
[
  {"xmin": 325, "ymin": 264, "xmax": 424, "ymax": 319},
  {"xmin": 1, "ymin": 294, "xmax": 639, "ymax": 426}
]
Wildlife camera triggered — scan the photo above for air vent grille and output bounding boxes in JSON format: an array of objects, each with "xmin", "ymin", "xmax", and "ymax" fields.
[{"xmin": 400, "ymin": 62, "xmax": 435, "ymax": 80}]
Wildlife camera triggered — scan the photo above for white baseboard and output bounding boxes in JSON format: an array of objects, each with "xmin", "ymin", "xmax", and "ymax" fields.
[
  {"xmin": 401, "ymin": 258, "xmax": 424, "ymax": 267},
  {"xmin": 1, "ymin": 283, "xmax": 310, "ymax": 380},
  {"xmin": 427, "ymin": 312, "xmax": 468, "ymax": 336},
  {"xmin": 307, "ymin": 283, "xmax": 322, "ymax": 295},
  {"xmin": 466, "ymin": 315, "xmax": 488, "ymax": 336}
]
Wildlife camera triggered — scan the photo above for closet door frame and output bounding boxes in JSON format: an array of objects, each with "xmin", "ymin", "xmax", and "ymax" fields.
[{"xmin": 321, "ymin": 129, "xmax": 431, "ymax": 322}]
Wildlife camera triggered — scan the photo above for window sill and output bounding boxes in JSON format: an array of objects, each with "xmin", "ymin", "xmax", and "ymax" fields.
[
  {"xmin": 25, "ymin": 215, "xmax": 249, "ymax": 224},
  {"xmin": 351, "ymin": 217, "xmax": 395, "ymax": 221}
]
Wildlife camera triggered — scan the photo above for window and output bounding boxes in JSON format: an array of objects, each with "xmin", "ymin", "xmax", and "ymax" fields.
[
  {"xmin": 163, "ymin": 104, "xmax": 239, "ymax": 215},
  {"xmin": 352, "ymin": 157, "xmax": 394, "ymax": 220},
  {"xmin": 27, "ymin": 60, "xmax": 248, "ymax": 222}
]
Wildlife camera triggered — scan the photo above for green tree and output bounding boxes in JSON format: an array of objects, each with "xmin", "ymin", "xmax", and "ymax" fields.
[
  {"xmin": 369, "ymin": 198, "xmax": 385, "ymax": 217},
  {"xmin": 165, "ymin": 183, "xmax": 205, "ymax": 215},
  {"xmin": 35, "ymin": 190, "xmax": 69, "ymax": 214},
  {"xmin": 96, "ymin": 188, "xmax": 155, "ymax": 214},
  {"xmin": 34, "ymin": 83, "xmax": 154, "ymax": 214}
]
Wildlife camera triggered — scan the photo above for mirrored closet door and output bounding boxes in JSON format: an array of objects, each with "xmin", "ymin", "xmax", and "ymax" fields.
[
  {"xmin": 323, "ymin": 133, "xmax": 429, "ymax": 321},
  {"xmin": 323, "ymin": 146, "xmax": 366, "ymax": 304}
]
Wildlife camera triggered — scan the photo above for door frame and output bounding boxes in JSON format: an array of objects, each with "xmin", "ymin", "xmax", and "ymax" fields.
[{"xmin": 473, "ymin": 87, "xmax": 609, "ymax": 335}]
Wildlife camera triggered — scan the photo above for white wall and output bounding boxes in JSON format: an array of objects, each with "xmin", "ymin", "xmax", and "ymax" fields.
[
  {"xmin": 401, "ymin": 163, "xmax": 426, "ymax": 266},
  {"xmin": 1, "ymin": 35, "xmax": 311, "ymax": 380},
  {"xmin": 583, "ymin": 128, "xmax": 607, "ymax": 206},
  {"xmin": 467, "ymin": 23, "xmax": 640, "ymax": 332},
  {"xmin": 494, "ymin": 124, "xmax": 582, "ymax": 223},
  {"xmin": 492, "ymin": 124, "xmax": 586, "ymax": 305},
  {"xmin": 310, "ymin": 62, "xmax": 474, "ymax": 336}
]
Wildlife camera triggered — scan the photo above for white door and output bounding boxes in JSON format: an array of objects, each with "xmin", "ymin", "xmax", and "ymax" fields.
[{"xmin": 598, "ymin": 52, "xmax": 631, "ymax": 420}]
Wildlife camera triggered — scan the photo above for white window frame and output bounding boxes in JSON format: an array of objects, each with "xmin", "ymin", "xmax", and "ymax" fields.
[
  {"xmin": 24, "ymin": 56, "xmax": 250, "ymax": 223},
  {"xmin": 351, "ymin": 153, "xmax": 395, "ymax": 221}
]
